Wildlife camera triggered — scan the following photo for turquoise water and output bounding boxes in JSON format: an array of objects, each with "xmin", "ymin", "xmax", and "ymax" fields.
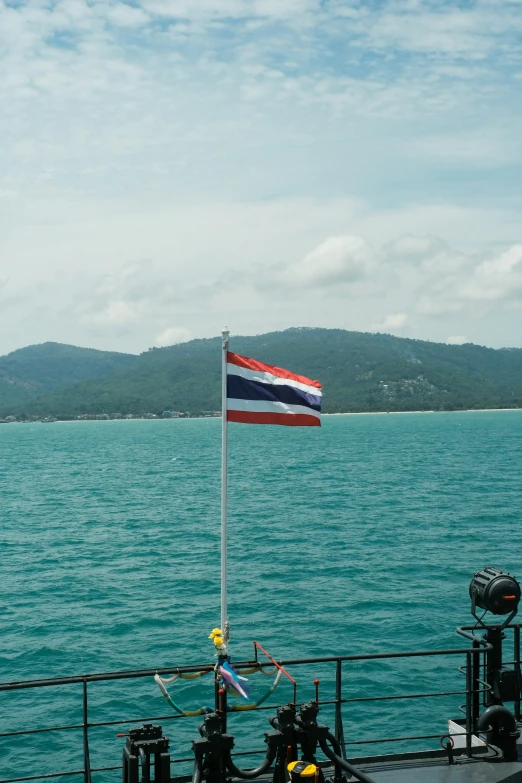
[{"xmin": 1, "ymin": 412, "xmax": 522, "ymax": 780}]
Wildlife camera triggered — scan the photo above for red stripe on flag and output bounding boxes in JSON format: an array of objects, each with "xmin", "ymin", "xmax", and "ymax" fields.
[
  {"xmin": 227, "ymin": 410, "xmax": 321, "ymax": 427},
  {"xmin": 227, "ymin": 352, "xmax": 322, "ymax": 389}
]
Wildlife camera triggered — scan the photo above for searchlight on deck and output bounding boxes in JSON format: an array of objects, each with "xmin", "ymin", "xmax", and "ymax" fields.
[{"xmin": 469, "ymin": 567, "xmax": 520, "ymax": 620}]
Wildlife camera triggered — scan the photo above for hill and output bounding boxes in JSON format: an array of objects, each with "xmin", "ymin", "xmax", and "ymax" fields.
[
  {"xmin": 0, "ymin": 342, "xmax": 136, "ymax": 411},
  {"xmin": 2, "ymin": 328, "xmax": 522, "ymax": 417}
]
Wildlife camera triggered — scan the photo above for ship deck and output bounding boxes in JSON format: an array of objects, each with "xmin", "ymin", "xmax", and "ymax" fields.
[
  {"xmin": 244, "ymin": 746, "xmax": 522, "ymax": 783},
  {"xmin": 321, "ymin": 748, "xmax": 522, "ymax": 782},
  {"xmin": 3, "ymin": 623, "xmax": 522, "ymax": 783},
  {"xmin": 165, "ymin": 746, "xmax": 522, "ymax": 783}
]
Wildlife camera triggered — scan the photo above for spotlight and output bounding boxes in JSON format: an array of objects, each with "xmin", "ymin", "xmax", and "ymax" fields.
[{"xmin": 469, "ymin": 567, "xmax": 520, "ymax": 616}]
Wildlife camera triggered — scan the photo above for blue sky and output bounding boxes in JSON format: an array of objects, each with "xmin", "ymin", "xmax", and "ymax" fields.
[{"xmin": 1, "ymin": 0, "xmax": 522, "ymax": 354}]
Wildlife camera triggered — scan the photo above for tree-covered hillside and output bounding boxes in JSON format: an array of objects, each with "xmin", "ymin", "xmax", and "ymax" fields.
[
  {"xmin": 2, "ymin": 328, "xmax": 522, "ymax": 417},
  {"xmin": 0, "ymin": 342, "xmax": 136, "ymax": 410}
]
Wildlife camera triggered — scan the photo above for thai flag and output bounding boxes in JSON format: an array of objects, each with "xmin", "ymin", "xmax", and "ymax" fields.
[{"xmin": 226, "ymin": 352, "xmax": 322, "ymax": 427}]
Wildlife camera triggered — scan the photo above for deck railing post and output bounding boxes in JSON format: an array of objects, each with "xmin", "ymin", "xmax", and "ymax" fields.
[
  {"xmin": 514, "ymin": 626, "xmax": 521, "ymax": 721},
  {"xmin": 471, "ymin": 640, "xmax": 480, "ymax": 733},
  {"xmin": 83, "ymin": 680, "xmax": 92, "ymax": 783},
  {"xmin": 465, "ymin": 652, "xmax": 472, "ymax": 758},
  {"xmin": 335, "ymin": 659, "xmax": 346, "ymax": 759}
]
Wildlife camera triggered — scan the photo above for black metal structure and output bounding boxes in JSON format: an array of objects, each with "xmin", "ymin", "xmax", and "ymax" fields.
[
  {"xmin": 3, "ymin": 569, "xmax": 522, "ymax": 783},
  {"xmin": 1, "ymin": 627, "xmax": 519, "ymax": 783},
  {"xmin": 122, "ymin": 724, "xmax": 171, "ymax": 783}
]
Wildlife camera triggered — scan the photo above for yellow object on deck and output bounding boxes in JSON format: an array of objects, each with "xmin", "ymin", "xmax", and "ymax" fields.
[{"xmin": 287, "ymin": 761, "xmax": 317, "ymax": 778}]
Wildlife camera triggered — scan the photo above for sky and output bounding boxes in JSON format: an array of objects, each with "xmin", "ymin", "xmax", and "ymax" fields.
[{"xmin": 1, "ymin": 0, "xmax": 522, "ymax": 356}]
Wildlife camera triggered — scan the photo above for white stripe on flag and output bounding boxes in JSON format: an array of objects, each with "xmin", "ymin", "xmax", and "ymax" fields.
[
  {"xmin": 226, "ymin": 398, "xmax": 321, "ymax": 420},
  {"xmin": 227, "ymin": 363, "xmax": 322, "ymax": 397}
]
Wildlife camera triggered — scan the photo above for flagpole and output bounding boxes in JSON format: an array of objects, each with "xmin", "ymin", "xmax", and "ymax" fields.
[{"xmin": 221, "ymin": 326, "xmax": 230, "ymax": 639}]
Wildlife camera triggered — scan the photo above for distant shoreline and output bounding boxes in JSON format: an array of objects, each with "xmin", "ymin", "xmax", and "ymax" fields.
[
  {"xmin": 3, "ymin": 407, "xmax": 522, "ymax": 425},
  {"xmin": 325, "ymin": 408, "xmax": 522, "ymax": 415}
]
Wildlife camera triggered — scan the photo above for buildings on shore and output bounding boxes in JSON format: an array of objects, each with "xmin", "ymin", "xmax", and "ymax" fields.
[{"xmin": 1, "ymin": 411, "xmax": 221, "ymax": 423}]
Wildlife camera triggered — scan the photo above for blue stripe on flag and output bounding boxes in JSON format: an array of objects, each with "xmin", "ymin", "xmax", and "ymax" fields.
[{"xmin": 227, "ymin": 375, "xmax": 321, "ymax": 411}]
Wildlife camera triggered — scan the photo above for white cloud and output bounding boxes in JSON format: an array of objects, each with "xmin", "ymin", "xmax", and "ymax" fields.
[
  {"xmin": 446, "ymin": 335, "xmax": 468, "ymax": 345},
  {"xmin": 460, "ymin": 245, "xmax": 522, "ymax": 302},
  {"xmin": 348, "ymin": 3, "xmax": 522, "ymax": 59},
  {"xmin": 2, "ymin": 199, "xmax": 522, "ymax": 354},
  {"xmin": 82, "ymin": 299, "xmax": 147, "ymax": 327},
  {"xmin": 141, "ymin": 0, "xmax": 318, "ymax": 20},
  {"xmin": 412, "ymin": 243, "xmax": 522, "ymax": 318},
  {"xmin": 155, "ymin": 327, "xmax": 191, "ymax": 346},
  {"xmin": 372, "ymin": 312, "xmax": 408, "ymax": 332},
  {"xmin": 384, "ymin": 235, "xmax": 448, "ymax": 266},
  {"xmin": 408, "ymin": 129, "xmax": 522, "ymax": 168},
  {"xmin": 106, "ymin": 4, "xmax": 150, "ymax": 28},
  {"xmin": 277, "ymin": 235, "xmax": 375, "ymax": 288},
  {"xmin": 415, "ymin": 296, "xmax": 464, "ymax": 317}
]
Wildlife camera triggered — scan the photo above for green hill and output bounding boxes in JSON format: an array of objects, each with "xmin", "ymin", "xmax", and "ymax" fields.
[
  {"xmin": 0, "ymin": 342, "xmax": 136, "ymax": 411},
  {"xmin": 2, "ymin": 328, "xmax": 522, "ymax": 417}
]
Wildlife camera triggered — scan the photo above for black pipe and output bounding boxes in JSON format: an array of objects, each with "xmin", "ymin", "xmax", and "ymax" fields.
[
  {"xmin": 138, "ymin": 747, "xmax": 150, "ymax": 783},
  {"xmin": 224, "ymin": 745, "xmax": 277, "ymax": 779},
  {"xmin": 319, "ymin": 737, "xmax": 376, "ymax": 783},
  {"xmin": 477, "ymin": 704, "xmax": 520, "ymax": 761},
  {"xmin": 478, "ymin": 704, "xmax": 518, "ymax": 734},
  {"xmin": 325, "ymin": 732, "xmax": 342, "ymax": 756}
]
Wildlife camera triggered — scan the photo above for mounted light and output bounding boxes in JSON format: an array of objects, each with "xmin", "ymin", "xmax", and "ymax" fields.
[{"xmin": 469, "ymin": 567, "xmax": 520, "ymax": 616}]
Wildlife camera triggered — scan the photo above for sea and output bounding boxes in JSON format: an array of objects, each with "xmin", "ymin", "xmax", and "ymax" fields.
[{"xmin": 1, "ymin": 411, "xmax": 522, "ymax": 782}]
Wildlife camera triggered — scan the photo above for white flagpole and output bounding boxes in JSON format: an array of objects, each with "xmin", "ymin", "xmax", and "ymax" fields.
[{"xmin": 221, "ymin": 327, "xmax": 230, "ymax": 639}]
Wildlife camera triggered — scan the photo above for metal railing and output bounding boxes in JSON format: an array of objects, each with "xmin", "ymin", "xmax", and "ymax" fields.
[
  {"xmin": 457, "ymin": 623, "xmax": 522, "ymax": 725},
  {"xmin": 2, "ymin": 626, "xmax": 519, "ymax": 783}
]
